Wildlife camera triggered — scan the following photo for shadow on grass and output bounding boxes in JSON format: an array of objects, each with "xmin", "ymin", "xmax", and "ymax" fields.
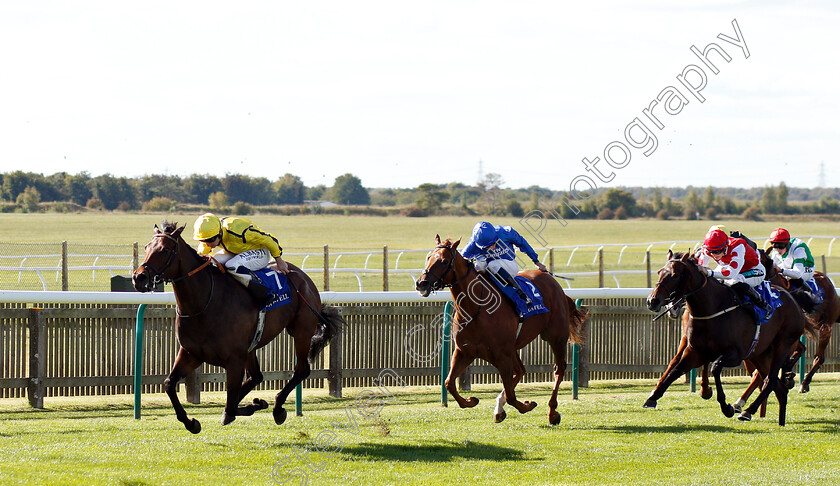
[
  {"xmin": 339, "ymin": 440, "xmax": 527, "ymax": 463},
  {"xmin": 587, "ymin": 423, "xmax": 768, "ymax": 434}
]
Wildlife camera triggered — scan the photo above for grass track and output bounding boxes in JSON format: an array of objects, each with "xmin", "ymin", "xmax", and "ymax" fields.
[{"xmin": 2, "ymin": 376, "xmax": 840, "ymax": 485}]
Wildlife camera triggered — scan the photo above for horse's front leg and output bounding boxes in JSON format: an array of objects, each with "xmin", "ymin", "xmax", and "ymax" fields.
[
  {"xmin": 233, "ymin": 354, "xmax": 270, "ymax": 417},
  {"xmin": 645, "ymin": 345, "xmax": 703, "ymax": 409},
  {"xmin": 700, "ymin": 362, "xmax": 713, "ymax": 399},
  {"xmin": 711, "ymin": 352, "xmax": 742, "ymax": 418},
  {"xmin": 445, "ymin": 348, "xmax": 479, "ymax": 409},
  {"xmin": 165, "ymin": 348, "xmax": 203, "ymax": 434}
]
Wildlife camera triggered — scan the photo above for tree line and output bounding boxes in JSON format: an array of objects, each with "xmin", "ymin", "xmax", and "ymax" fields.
[{"xmin": 1, "ymin": 170, "xmax": 838, "ymax": 219}]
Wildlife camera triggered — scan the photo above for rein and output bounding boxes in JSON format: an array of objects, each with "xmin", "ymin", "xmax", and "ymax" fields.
[{"xmin": 422, "ymin": 245, "xmax": 475, "ymax": 291}]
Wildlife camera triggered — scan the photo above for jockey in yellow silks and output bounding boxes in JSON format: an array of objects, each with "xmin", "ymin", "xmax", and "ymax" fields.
[{"xmin": 193, "ymin": 213, "xmax": 289, "ymax": 305}]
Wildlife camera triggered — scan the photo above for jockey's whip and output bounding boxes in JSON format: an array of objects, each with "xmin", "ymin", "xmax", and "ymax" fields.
[
  {"xmin": 652, "ymin": 297, "xmax": 685, "ymax": 322},
  {"xmin": 547, "ymin": 271, "xmax": 574, "ymax": 281},
  {"xmin": 285, "ymin": 271, "xmax": 329, "ymax": 324}
]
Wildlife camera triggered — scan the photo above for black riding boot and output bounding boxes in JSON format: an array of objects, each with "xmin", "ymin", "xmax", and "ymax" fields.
[
  {"xmin": 733, "ymin": 282, "xmax": 772, "ymax": 314},
  {"xmin": 246, "ymin": 280, "xmax": 273, "ymax": 308},
  {"xmin": 495, "ymin": 268, "xmax": 532, "ymax": 305}
]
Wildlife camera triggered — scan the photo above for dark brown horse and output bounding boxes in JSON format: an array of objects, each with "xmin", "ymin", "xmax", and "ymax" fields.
[
  {"xmin": 132, "ymin": 221, "xmax": 342, "ymax": 433},
  {"xmin": 645, "ymin": 250, "xmax": 816, "ymax": 425},
  {"xmin": 753, "ymin": 249, "xmax": 840, "ymax": 393},
  {"xmin": 415, "ymin": 236, "xmax": 587, "ymax": 425}
]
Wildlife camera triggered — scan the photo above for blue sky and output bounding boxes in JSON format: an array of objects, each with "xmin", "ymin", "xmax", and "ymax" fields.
[{"xmin": 1, "ymin": 1, "xmax": 837, "ymax": 190}]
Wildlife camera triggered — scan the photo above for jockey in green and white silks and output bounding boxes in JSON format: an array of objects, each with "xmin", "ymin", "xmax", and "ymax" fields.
[{"xmin": 768, "ymin": 228, "xmax": 815, "ymax": 284}]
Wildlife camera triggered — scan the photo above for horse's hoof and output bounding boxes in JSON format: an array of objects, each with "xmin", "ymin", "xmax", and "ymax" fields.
[
  {"xmin": 738, "ymin": 412, "xmax": 752, "ymax": 422},
  {"xmin": 522, "ymin": 401, "xmax": 537, "ymax": 413},
  {"xmin": 643, "ymin": 399, "xmax": 657, "ymax": 409},
  {"xmin": 548, "ymin": 411, "xmax": 562, "ymax": 426},
  {"xmin": 187, "ymin": 418, "xmax": 201, "ymax": 434},
  {"xmin": 221, "ymin": 412, "xmax": 236, "ymax": 426},
  {"xmin": 466, "ymin": 397, "xmax": 480, "ymax": 408},
  {"xmin": 785, "ymin": 377, "xmax": 796, "ymax": 390},
  {"xmin": 722, "ymin": 404, "xmax": 735, "ymax": 418},
  {"xmin": 700, "ymin": 388, "xmax": 713, "ymax": 400},
  {"xmin": 494, "ymin": 411, "xmax": 507, "ymax": 423},
  {"xmin": 254, "ymin": 398, "xmax": 269, "ymax": 410},
  {"xmin": 274, "ymin": 407, "xmax": 288, "ymax": 425},
  {"xmin": 731, "ymin": 402, "xmax": 742, "ymax": 414},
  {"xmin": 799, "ymin": 383, "xmax": 810, "ymax": 394}
]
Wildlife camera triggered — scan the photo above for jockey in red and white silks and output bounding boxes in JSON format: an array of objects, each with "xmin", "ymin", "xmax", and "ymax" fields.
[{"xmin": 702, "ymin": 228, "xmax": 766, "ymax": 287}]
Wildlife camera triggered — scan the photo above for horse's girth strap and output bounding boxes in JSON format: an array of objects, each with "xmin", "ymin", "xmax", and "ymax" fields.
[{"xmin": 689, "ymin": 304, "xmax": 740, "ymax": 320}]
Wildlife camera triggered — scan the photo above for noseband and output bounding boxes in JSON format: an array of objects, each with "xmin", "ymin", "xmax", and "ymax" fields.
[{"xmin": 658, "ymin": 259, "xmax": 709, "ymax": 308}]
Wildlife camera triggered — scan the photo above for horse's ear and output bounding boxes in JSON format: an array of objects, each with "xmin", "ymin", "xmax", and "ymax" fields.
[
  {"xmin": 154, "ymin": 224, "xmax": 161, "ymax": 234},
  {"xmin": 681, "ymin": 250, "xmax": 692, "ymax": 262},
  {"xmin": 452, "ymin": 237, "xmax": 461, "ymax": 250},
  {"xmin": 667, "ymin": 249, "xmax": 673, "ymax": 261},
  {"xmin": 435, "ymin": 234, "xmax": 441, "ymax": 245},
  {"xmin": 173, "ymin": 225, "xmax": 186, "ymax": 238}
]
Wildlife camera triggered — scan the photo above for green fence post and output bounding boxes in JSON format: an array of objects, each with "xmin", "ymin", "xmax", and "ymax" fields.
[
  {"xmin": 134, "ymin": 304, "xmax": 146, "ymax": 420},
  {"xmin": 441, "ymin": 302, "xmax": 453, "ymax": 407},
  {"xmin": 572, "ymin": 299, "xmax": 582, "ymax": 400},
  {"xmin": 799, "ymin": 334, "xmax": 807, "ymax": 385},
  {"xmin": 689, "ymin": 368, "xmax": 697, "ymax": 393},
  {"xmin": 296, "ymin": 383, "xmax": 303, "ymax": 416}
]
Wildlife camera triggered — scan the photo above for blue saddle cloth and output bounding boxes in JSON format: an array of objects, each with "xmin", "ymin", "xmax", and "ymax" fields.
[
  {"xmin": 751, "ymin": 280, "xmax": 784, "ymax": 325},
  {"xmin": 492, "ymin": 275, "xmax": 549, "ymax": 319},
  {"xmin": 806, "ymin": 279, "xmax": 825, "ymax": 304},
  {"xmin": 249, "ymin": 268, "xmax": 293, "ymax": 312}
]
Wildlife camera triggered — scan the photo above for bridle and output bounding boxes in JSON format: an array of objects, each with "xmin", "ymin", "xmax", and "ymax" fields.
[
  {"xmin": 139, "ymin": 233, "xmax": 215, "ymax": 286},
  {"xmin": 138, "ymin": 232, "xmax": 219, "ymax": 318},
  {"xmin": 421, "ymin": 245, "xmax": 474, "ymax": 291}
]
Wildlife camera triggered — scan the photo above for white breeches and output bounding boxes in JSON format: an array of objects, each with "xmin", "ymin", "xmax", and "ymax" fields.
[
  {"xmin": 474, "ymin": 258, "xmax": 519, "ymax": 277},
  {"xmin": 721, "ymin": 262, "xmax": 765, "ymax": 288},
  {"xmin": 211, "ymin": 248, "xmax": 271, "ymax": 285}
]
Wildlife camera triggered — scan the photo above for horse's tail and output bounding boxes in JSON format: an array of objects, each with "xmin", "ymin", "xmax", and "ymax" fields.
[
  {"xmin": 566, "ymin": 295, "xmax": 588, "ymax": 345},
  {"xmin": 308, "ymin": 304, "xmax": 344, "ymax": 363},
  {"xmin": 802, "ymin": 312, "xmax": 820, "ymax": 341}
]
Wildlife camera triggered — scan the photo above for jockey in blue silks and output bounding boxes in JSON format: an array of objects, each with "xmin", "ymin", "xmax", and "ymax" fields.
[{"xmin": 461, "ymin": 222, "xmax": 547, "ymax": 304}]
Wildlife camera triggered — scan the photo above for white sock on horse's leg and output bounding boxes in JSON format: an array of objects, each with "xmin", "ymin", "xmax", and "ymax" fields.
[{"xmin": 494, "ymin": 390, "xmax": 506, "ymax": 416}]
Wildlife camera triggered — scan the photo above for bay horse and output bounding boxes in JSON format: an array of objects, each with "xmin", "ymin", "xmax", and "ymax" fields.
[
  {"xmin": 415, "ymin": 235, "xmax": 587, "ymax": 425},
  {"xmin": 132, "ymin": 221, "xmax": 342, "ymax": 433},
  {"xmin": 645, "ymin": 250, "xmax": 816, "ymax": 425},
  {"xmin": 738, "ymin": 248, "xmax": 840, "ymax": 396}
]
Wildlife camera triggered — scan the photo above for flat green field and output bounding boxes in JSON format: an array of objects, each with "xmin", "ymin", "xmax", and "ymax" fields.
[
  {"xmin": 3, "ymin": 212, "xmax": 840, "ymax": 249},
  {"xmin": 2, "ymin": 213, "xmax": 839, "ymax": 291},
  {"xmin": 1, "ymin": 377, "xmax": 839, "ymax": 485}
]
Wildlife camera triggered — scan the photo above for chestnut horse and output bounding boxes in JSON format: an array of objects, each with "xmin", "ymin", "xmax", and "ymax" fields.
[
  {"xmin": 645, "ymin": 251, "xmax": 816, "ymax": 425},
  {"xmin": 415, "ymin": 236, "xmax": 587, "ymax": 425},
  {"xmin": 132, "ymin": 221, "xmax": 342, "ymax": 433}
]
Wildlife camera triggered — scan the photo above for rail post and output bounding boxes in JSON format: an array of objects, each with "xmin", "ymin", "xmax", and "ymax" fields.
[
  {"xmin": 440, "ymin": 301, "xmax": 453, "ymax": 406},
  {"xmin": 61, "ymin": 241, "xmax": 69, "ymax": 291},
  {"xmin": 549, "ymin": 248, "xmax": 555, "ymax": 274},
  {"xmin": 323, "ymin": 245, "xmax": 329, "ymax": 291},
  {"xmin": 132, "ymin": 242, "xmax": 139, "ymax": 272},
  {"xmin": 646, "ymin": 250, "xmax": 652, "ymax": 288},
  {"xmin": 328, "ymin": 318, "xmax": 343, "ymax": 398},
  {"xmin": 27, "ymin": 308, "xmax": 46, "ymax": 409},
  {"xmin": 598, "ymin": 248, "xmax": 604, "ymax": 288},
  {"xmin": 383, "ymin": 245, "xmax": 389, "ymax": 291},
  {"xmin": 134, "ymin": 304, "xmax": 146, "ymax": 419}
]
